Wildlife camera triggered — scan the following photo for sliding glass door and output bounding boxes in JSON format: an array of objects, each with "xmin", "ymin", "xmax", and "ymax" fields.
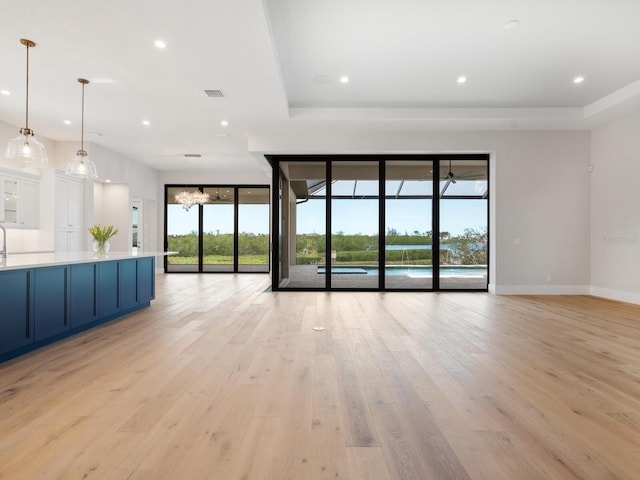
[
  {"xmin": 271, "ymin": 155, "xmax": 489, "ymax": 291},
  {"xmin": 276, "ymin": 161, "xmax": 326, "ymax": 288},
  {"xmin": 238, "ymin": 187, "xmax": 270, "ymax": 272},
  {"xmin": 438, "ymin": 159, "xmax": 488, "ymax": 289},
  {"xmin": 385, "ymin": 160, "xmax": 433, "ymax": 290},
  {"xmin": 203, "ymin": 187, "xmax": 235, "ymax": 272},
  {"xmin": 166, "ymin": 186, "xmax": 201, "ymax": 272},
  {"xmin": 165, "ymin": 185, "xmax": 270, "ymax": 273},
  {"xmin": 331, "ymin": 161, "xmax": 379, "ymax": 289}
]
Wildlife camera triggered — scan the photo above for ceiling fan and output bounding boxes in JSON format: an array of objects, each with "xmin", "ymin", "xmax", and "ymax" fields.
[
  {"xmin": 444, "ymin": 159, "xmax": 457, "ymax": 184},
  {"xmin": 440, "ymin": 159, "xmax": 486, "ymax": 197},
  {"xmin": 440, "ymin": 159, "xmax": 458, "ymax": 197}
]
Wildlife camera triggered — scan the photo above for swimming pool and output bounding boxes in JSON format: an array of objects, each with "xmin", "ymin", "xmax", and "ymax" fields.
[{"xmin": 317, "ymin": 266, "xmax": 487, "ymax": 277}]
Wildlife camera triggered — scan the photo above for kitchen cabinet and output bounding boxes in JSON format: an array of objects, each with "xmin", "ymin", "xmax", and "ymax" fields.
[
  {"xmin": 0, "ymin": 173, "xmax": 40, "ymax": 229},
  {"xmin": 34, "ymin": 265, "xmax": 70, "ymax": 341},
  {"xmin": 69, "ymin": 262, "xmax": 98, "ymax": 328},
  {"xmin": 138, "ymin": 256, "xmax": 155, "ymax": 303},
  {"xmin": 56, "ymin": 229, "xmax": 83, "ymax": 253},
  {"xmin": 98, "ymin": 260, "xmax": 120, "ymax": 318},
  {"xmin": 120, "ymin": 259, "xmax": 138, "ymax": 310},
  {"xmin": 0, "ymin": 253, "xmax": 162, "ymax": 362},
  {"xmin": 0, "ymin": 269, "xmax": 35, "ymax": 354},
  {"xmin": 119, "ymin": 258, "xmax": 154, "ymax": 310},
  {"xmin": 55, "ymin": 176, "xmax": 84, "ymax": 252}
]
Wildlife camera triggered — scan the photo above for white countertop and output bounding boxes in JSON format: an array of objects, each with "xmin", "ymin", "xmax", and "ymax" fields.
[{"xmin": 0, "ymin": 251, "xmax": 176, "ymax": 271}]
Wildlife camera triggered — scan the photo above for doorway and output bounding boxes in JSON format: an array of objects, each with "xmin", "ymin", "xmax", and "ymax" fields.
[{"xmin": 131, "ymin": 197, "xmax": 143, "ymax": 252}]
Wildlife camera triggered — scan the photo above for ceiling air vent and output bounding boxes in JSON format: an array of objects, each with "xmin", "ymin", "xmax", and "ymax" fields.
[
  {"xmin": 184, "ymin": 154, "xmax": 202, "ymax": 158},
  {"xmin": 204, "ymin": 89, "xmax": 224, "ymax": 98}
]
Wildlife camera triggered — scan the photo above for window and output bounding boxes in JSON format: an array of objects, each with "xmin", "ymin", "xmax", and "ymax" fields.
[
  {"xmin": 165, "ymin": 185, "xmax": 270, "ymax": 273},
  {"xmin": 270, "ymin": 155, "xmax": 488, "ymax": 291}
]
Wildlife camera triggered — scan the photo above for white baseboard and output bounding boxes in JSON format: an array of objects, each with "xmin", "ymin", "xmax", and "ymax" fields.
[
  {"xmin": 590, "ymin": 286, "xmax": 640, "ymax": 306},
  {"xmin": 493, "ymin": 284, "xmax": 591, "ymax": 295}
]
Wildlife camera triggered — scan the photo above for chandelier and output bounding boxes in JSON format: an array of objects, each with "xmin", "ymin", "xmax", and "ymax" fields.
[
  {"xmin": 175, "ymin": 189, "xmax": 210, "ymax": 210},
  {"xmin": 4, "ymin": 39, "xmax": 48, "ymax": 166}
]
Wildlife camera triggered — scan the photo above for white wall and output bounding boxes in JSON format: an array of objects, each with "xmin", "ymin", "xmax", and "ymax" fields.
[
  {"xmin": 93, "ymin": 183, "xmax": 130, "ymax": 252},
  {"xmin": 0, "ymin": 119, "xmax": 160, "ymax": 256},
  {"xmin": 158, "ymin": 168, "xmax": 270, "ymax": 187},
  {"xmin": 0, "ymin": 119, "xmax": 608, "ymax": 297},
  {"xmin": 56, "ymin": 141, "xmax": 161, "ymax": 254},
  {"xmin": 250, "ymin": 129, "xmax": 592, "ymax": 294},
  {"xmin": 55, "ymin": 142, "xmax": 159, "ymax": 200},
  {"xmin": 591, "ymin": 109, "xmax": 640, "ymax": 304}
]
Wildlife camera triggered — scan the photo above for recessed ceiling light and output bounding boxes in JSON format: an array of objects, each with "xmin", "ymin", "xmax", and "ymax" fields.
[
  {"xmin": 105, "ymin": 179, "xmax": 112, "ymax": 183},
  {"xmin": 154, "ymin": 40, "xmax": 166, "ymax": 49},
  {"xmin": 339, "ymin": 76, "xmax": 349, "ymax": 84},
  {"xmin": 457, "ymin": 76, "xmax": 467, "ymax": 84},
  {"xmin": 573, "ymin": 76, "xmax": 585, "ymax": 84},
  {"xmin": 0, "ymin": 90, "xmax": 10, "ymax": 96},
  {"xmin": 221, "ymin": 120, "xmax": 229, "ymax": 127},
  {"xmin": 142, "ymin": 120, "xmax": 151, "ymax": 126},
  {"xmin": 504, "ymin": 20, "xmax": 520, "ymax": 30},
  {"xmin": 64, "ymin": 120, "xmax": 71, "ymax": 125}
]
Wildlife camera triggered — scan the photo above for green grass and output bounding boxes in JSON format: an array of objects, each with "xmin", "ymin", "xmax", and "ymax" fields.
[{"xmin": 168, "ymin": 255, "xmax": 268, "ymax": 265}]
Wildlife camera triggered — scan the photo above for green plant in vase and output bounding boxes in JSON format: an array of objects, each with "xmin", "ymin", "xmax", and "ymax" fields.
[{"xmin": 89, "ymin": 224, "xmax": 118, "ymax": 256}]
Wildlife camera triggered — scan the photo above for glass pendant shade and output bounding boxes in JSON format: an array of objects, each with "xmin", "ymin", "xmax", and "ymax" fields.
[
  {"xmin": 4, "ymin": 39, "xmax": 48, "ymax": 166},
  {"xmin": 66, "ymin": 150, "xmax": 98, "ymax": 179},
  {"xmin": 66, "ymin": 78, "xmax": 98, "ymax": 179},
  {"xmin": 4, "ymin": 129, "xmax": 48, "ymax": 165}
]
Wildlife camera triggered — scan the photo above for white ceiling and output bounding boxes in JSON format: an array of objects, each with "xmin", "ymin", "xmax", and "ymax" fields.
[{"xmin": 1, "ymin": 0, "xmax": 640, "ymax": 172}]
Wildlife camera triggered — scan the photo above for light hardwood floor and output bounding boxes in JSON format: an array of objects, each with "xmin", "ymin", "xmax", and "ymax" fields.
[{"xmin": 1, "ymin": 274, "xmax": 640, "ymax": 479}]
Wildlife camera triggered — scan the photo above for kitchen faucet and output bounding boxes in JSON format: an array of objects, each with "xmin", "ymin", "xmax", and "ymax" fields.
[{"xmin": 0, "ymin": 224, "xmax": 6, "ymax": 259}]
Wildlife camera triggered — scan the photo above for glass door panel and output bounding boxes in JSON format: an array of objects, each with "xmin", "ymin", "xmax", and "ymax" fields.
[
  {"xmin": 438, "ymin": 159, "xmax": 488, "ymax": 289},
  {"xmin": 238, "ymin": 187, "xmax": 270, "ymax": 272},
  {"xmin": 203, "ymin": 187, "xmax": 235, "ymax": 272},
  {"xmin": 331, "ymin": 161, "xmax": 379, "ymax": 289},
  {"xmin": 385, "ymin": 160, "xmax": 433, "ymax": 289},
  {"xmin": 279, "ymin": 161, "xmax": 326, "ymax": 288},
  {"xmin": 3, "ymin": 179, "xmax": 18, "ymax": 224},
  {"xmin": 166, "ymin": 186, "xmax": 200, "ymax": 272},
  {"xmin": 278, "ymin": 173, "xmax": 285, "ymax": 285}
]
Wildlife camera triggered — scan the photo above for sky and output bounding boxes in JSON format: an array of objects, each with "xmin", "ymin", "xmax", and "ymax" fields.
[
  {"xmin": 297, "ymin": 199, "xmax": 487, "ymax": 236},
  {"xmin": 167, "ymin": 199, "xmax": 487, "ymax": 237}
]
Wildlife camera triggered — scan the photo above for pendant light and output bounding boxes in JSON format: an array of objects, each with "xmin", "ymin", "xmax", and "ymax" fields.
[
  {"xmin": 66, "ymin": 78, "xmax": 98, "ymax": 178},
  {"xmin": 4, "ymin": 39, "xmax": 48, "ymax": 166}
]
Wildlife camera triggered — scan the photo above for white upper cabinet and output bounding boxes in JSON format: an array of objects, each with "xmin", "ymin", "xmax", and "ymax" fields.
[
  {"xmin": 0, "ymin": 174, "xmax": 40, "ymax": 229},
  {"xmin": 55, "ymin": 177, "xmax": 84, "ymax": 229},
  {"xmin": 55, "ymin": 175, "xmax": 85, "ymax": 252}
]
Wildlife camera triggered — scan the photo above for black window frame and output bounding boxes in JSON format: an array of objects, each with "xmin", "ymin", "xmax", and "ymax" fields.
[
  {"xmin": 267, "ymin": 154, "xmax": 489, "ymax": 292},
  {"xmin": 164, "ymin": 184, "xmax": 270, "ymax": 274}
]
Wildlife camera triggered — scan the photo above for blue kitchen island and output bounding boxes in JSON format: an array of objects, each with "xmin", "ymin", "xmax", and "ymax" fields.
[{"xmin": 0, "ymin": 252, "xmax": 169, "ymax": 362}]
